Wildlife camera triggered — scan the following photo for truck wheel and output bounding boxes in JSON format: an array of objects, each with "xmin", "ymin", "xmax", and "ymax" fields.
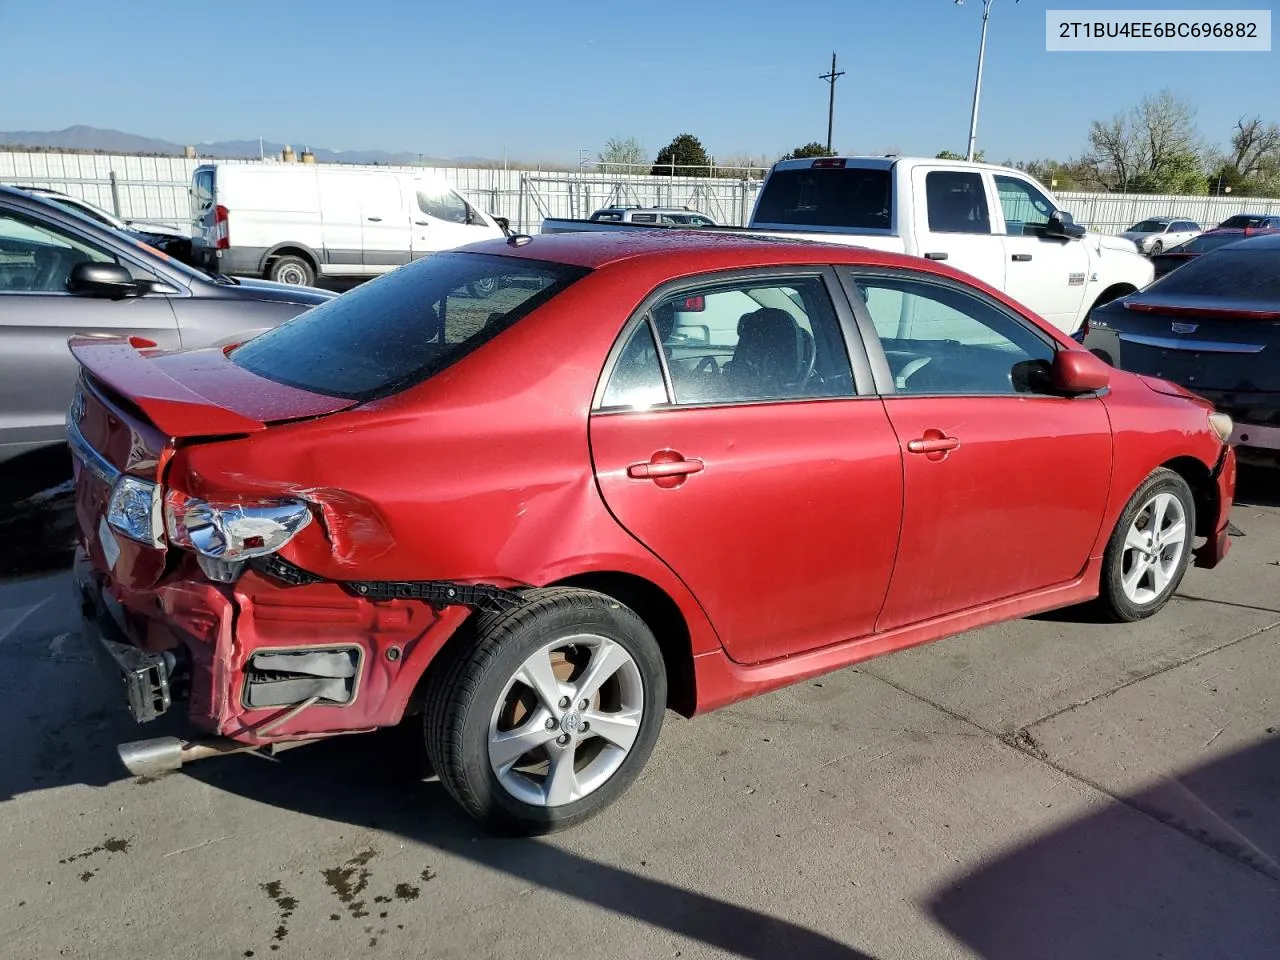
[
  {"xmin": 268, "ymin": 255, "xmax": 314, "ymax": 286},
  {"xmin": 1097, "ymin": 468, "xmax": 1195, "ymax": 622},
  {"xmin": 424, "ymin": 587, "xmax": 666, "ymax": 834}
]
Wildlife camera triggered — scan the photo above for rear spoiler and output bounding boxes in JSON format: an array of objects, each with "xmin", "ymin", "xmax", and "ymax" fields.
[{"xmin": 69, "ymin": 336, "xmax": 267, "ymax": 437}]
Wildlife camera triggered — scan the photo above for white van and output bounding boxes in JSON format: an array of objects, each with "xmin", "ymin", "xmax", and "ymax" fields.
[{"xmin": 189, "ymin": 164, "xmax": 506, "ymax": 285}]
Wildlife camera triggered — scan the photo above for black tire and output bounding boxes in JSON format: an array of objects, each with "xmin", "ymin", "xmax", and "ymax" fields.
[
  {"xmin": 423, "ymin": 587, "xmax": 666, "ymax": 834},
  {"xmin": 1097, "ymin": 468, "xmax": 1195, "ymax": 622},
  {"xmin": 268, "ymin": 254, "xmax": 315, "ymax": 286}
]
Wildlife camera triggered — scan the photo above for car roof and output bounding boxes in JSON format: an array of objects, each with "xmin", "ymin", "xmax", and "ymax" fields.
[{"xmin": 469, "ymin": 229, "xmax": 974, "ymax": 274}]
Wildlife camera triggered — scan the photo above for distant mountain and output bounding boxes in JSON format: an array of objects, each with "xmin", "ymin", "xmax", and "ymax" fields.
[{"xmin": 0, "ymin": 125, "xmax": 470, "ymax": 166}]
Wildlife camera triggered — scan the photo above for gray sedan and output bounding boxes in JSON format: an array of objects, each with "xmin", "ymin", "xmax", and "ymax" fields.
[{"xmin": 0, "ymin": 185, "xmax": 334, "ymax": 466}]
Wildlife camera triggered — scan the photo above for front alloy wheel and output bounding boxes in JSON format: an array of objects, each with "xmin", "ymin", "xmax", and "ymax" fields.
[
  {"xmin": 424, "ymin": 588, "xmax": 666, "ymax": 834},
  {"xmin": 1097, "ymin": 468, "xmax": 1195, "ymax": 621}
]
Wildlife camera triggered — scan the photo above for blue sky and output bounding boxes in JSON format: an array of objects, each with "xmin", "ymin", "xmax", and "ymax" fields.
[{"xmin": 6, "ymin": 0, "xmax": 1275, "ymax": 164}]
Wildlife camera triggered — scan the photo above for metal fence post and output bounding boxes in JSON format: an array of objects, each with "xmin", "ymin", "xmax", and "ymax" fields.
[{"xmin": 109, "ymin": 171, "xmax": 122, "ymax": 217}]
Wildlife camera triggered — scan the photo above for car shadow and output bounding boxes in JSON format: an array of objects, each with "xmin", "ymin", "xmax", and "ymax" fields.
[
  {"xmin": 0, "ymin": 446, "xmax": 76, "ymax": 579},
  {"xmin": 1234, "ymin": 463, "xmax": 1279, "ymax": 509},
  {"xmin": 928, "ymin": 735, "xmax": 1280, "ymax": 959}
]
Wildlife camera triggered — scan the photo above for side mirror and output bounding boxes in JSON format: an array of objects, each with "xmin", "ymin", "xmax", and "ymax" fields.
[
  {"xmin": 1052, "ymin": 348, "xmax": 1110, "ymax": 394},
  {"xmin": 67, "ymin": 261, "xmax": 140, "ymax": 299},
  {"xmin": 1045, "ymin": 209, "xmax": 1087, "ymax": 240}
]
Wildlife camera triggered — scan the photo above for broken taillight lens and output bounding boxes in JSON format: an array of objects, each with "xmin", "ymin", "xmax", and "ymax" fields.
[{"xmin": 164, "ymin": 491, "xmax": 312, "ymax": 563}]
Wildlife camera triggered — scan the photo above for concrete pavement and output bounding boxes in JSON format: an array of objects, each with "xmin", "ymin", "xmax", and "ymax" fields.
[{"xmin": 0, "ymin": 479, "xmax": 1277, "ymax": 959}]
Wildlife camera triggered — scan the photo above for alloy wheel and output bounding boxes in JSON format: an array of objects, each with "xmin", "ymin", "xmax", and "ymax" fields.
[{"xmin": 1120, "ymin": 491, "xmax": 1187, "ymax": 605}]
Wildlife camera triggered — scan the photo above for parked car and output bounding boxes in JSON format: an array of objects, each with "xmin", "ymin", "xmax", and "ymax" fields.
[
  {"xmin": 0, "ymin": 184, "xmax": 333, "ymax": 466},
  {"xmin": 543, "ymin": 156, "xmax": 1153, "ymax": 336},
  {"xmin": 189, "ymin": 163, "xmax": 506, "ymax": 286},
  {"xmin": 11, "ymin": 185, "xmax": 195, "ymax": 264},
  {"xmin": 589, "ymin": 206, "xmax": 718, "ymax": 226},
  {"xmin": 70, "ymin": 231, "xmax": 1235, "ymax": 833},
  {"xmin": 1119, "ymin": 216, "xmax": 1201, "ymax": 255},
  {"xmin": 1085, "ymin": 232, "xmax": 1280, "ymax": 463},
  {"xmin": 1217, "ymin": 213, "xmax": 1280, "ymax": 231},
  {"xmin": 1149, "ymin": 226, "xmax": 1280, "ymax": 278}
]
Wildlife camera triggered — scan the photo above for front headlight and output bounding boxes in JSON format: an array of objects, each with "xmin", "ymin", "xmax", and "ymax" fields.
[
  {"xmin": 165, "ymin": 492, "xmax": 312, "ymax": 561},
  {"xmin": 1208, "ymin": 412, "xmax": 1234, "ymax": 443},
  {"xmin": 108, "ymin": 476, "xmax": 163, "ymax": 547}
]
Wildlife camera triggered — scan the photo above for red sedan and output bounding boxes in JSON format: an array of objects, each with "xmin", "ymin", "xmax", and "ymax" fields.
[{"xmin": 69, "ymin": 232, "xmax": 1236, "ymax": 833}]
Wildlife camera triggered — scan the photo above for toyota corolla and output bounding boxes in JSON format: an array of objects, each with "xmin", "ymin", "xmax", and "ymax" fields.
[{"xmin": 69, "ymin": 231, "xmax": 1236, "ymax": 833}]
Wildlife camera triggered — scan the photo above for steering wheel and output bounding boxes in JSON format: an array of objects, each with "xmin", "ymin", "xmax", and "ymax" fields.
[{"xmin": 694, "ymin": 355, "xmax": 720, "ymax": 375}]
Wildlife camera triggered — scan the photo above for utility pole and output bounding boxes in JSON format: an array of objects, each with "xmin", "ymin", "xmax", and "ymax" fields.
[{"xmin": 819, "ymin": 52, "xmax": 845, "ymax": 154}]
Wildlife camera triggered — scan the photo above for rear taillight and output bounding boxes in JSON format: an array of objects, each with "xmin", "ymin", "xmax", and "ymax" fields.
[
  {"xmin": 1124, "ymin": 302, "xmax": 1280, "ymax": 321},
  {"xmin": 164, "ymin": 490, "xmax": 312, "ymax": 582},
  {"xmin": 213, "ymin": 204, "xmax": 230, "ymax": 250}
]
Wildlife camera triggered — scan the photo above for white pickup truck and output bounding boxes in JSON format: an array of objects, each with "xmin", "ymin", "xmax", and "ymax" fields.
[{"xmin": 541, "ymin": 156, "xmax": 1152, "ymax": 335}]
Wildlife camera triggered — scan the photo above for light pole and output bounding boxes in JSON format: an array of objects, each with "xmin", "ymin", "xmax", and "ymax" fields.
[{"xmin": 956, "ymin": 0, "xmax": 1015, "ymax": 162}]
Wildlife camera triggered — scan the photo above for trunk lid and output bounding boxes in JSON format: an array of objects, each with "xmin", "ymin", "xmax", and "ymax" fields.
[{"xmin": 69, "ymin": 337, "xmax": 355, "ymax": 589}]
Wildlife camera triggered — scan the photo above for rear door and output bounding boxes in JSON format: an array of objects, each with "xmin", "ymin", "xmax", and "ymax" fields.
[
  {"xmin": 0, "ymin": 202, "xmax": 179, "ymax": 457},
  {"xmin": 992, "ymin": 173, "xmax": 1090, "ymax": 331},
  {"xmin": 841, "ymin": 267, "xmax": 1111, "ymax": 630},
  {"xmin": 359, "ymin": 174, "xmax": 411, "ymax": 271},
  {"xmin": 910, "ymin": 166, "xmax": 1006, "ymax": 290},
  {"xmin": 317, "ymin": 172, "xmax": 366, "ymax": 274},
  {"xmin": 589, "ymin": 269, "xmax": 904, "ymax": 664}
]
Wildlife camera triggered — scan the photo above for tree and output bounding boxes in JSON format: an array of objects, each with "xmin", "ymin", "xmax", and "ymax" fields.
[
  {"xmin": 1225, "ymin": 116, "xmax": 1280, "ymax": 179},
  {"xmin": 597, "ymin": 136, "xmax": 645, "ymax": 172},
  {"xmin": 782, "ymin": 142, "xmax": 835, "ymax": 161},
  {"xmin": 651, "ymin": 133, "xmax": 711, "ymax": 177},
  {"xmin": 1083, "ymin": 90, "xmax": 1206, "ymax": 192},
  {"xmin": 935, "ymin": 149, "xmax": 985, "ymax": 162}
]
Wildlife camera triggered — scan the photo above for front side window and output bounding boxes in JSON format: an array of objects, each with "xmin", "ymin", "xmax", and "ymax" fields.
[
  {"xmin": 994, "ymin": 175, "xmax": 1056, "ymax": 236},
  {"xmin": 416, "ymin": 183, "xmax": 474, "ymax": 225},
  {"xmin": 925, "ymin": 171, "xmax": 990, "ymax": 234},
  {"xmin": 852, "ymin": 274, "xmax": 1055, "ymax": 396},
  {"xmin": 0, "ymin": 208, "xmax": 115, "ymax": 293},
  {"xmin": 232, "ymin": 253, "xmax": 588, "ymax": 400},
  {"xmin": 599, "ymin": 275, "xmax": 854, "ymax": 408}
]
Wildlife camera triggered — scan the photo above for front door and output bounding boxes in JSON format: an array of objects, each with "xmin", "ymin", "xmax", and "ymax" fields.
[
  {"xmin": 411, "ymin": 179, "xmax": 493, "ymax": 258},
  {"xmin": 911, "ymin": 166, "xmax": 1006, "ymax": 290},
  {"xmin": 844, "ymin": 269, "xmax": 1112, "ymax": 631},
  {"xmin": 992, "ymin": 173, "xmax": 1091, "ymax": 332},
  {"xmin": 589, "ymin": 271, "xmax": 904, "ymax": 664},
  {"xmin": 0, "ymin": 204, "xmax": 179, "ymax": 456}
]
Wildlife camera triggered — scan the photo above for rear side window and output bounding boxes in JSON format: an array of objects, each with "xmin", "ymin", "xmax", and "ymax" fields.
[
  {"xmin": 753, "ymin": 168, "xmax": 892, "ymax": 230},
  {"xmin": 925, "ymin": 171, "xmax": 990, "ymax": 234},
  {"xmin": 1147, "ymin": 249, "xmax": 1280, "ymax": 300},
  {"xmin": 231, "ymin": 253, "xmax": 589, "ymax": 401}
]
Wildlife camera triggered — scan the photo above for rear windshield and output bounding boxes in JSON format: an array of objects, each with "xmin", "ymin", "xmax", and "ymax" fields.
[
  {"xmin": 1218, "ymin": 215, "xmax": 1266, "ymax": 229},
  {"xmin": 1176, "ymin": 232, "xmax": 1244, "ymax": 254},
  {"xmin": 1147, "ymin": 248, "xmax": 1280, "ymax": 300},
  {"xmin": 231, "ymin": 253, "xmax": 589, "ymax": 401},
  {"xmin": 753, "ymin": 168, "xmax": 892, "ymax": 230}
]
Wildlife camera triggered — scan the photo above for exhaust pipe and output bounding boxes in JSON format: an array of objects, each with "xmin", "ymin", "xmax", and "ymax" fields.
[{"xmin": 117, "ymin": 737, "xmax": 259, "ymax": 777}]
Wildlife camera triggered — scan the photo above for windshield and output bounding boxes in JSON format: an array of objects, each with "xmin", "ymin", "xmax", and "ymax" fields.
[
  {"xmin": 231, "ymin": 252, "xmax": 589, "ymax": 401},
  {"xmin": 1174, "ymin": 232, "xmax": 1246, "ymax": 254},
  {"xmin": 1129, "ymin": 219, "xmax": 1166, "ymax": 233},
  {"xmin": 1218, "ymin": 215, "xmax": 1266, "ymax": 229},
  {"xmin": 1147, "ymin": 248, "xmax": 1280, "ymax": 300},
  {"xmin": 753, "ymin": 168, "xmax": 892, "ymax": 230}
]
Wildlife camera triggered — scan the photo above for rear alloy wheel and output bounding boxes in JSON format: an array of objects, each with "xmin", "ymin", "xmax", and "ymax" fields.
[
  {"xmin": 424, "ymin": 588, "xmax": 666, "ymax": 834},
  {"xmin": 1097, "ymin": 468, "xmax": 1195, "ymax": 621},
  {"xmin": 1150, "ymin": 239, "xmax": 1163, "ymax": 255},
  {"xmin": 268, "ymin": 254, "xmax": 314, "ymax": 286}
]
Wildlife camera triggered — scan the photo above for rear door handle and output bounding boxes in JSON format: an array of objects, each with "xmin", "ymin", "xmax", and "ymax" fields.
[
  {"xmin": 1011, "ymin": 253, "xmax": 1033, "ymax": 262},
  {"xmin": 923, "ymin": 251, "xmax": 949, "ymax": 260},
  {"xmin": 627, "ymin": 451, "xmax": 704, "ymax": 487},
  {"xmin": 366, "ymin": 216, "xmax": 382, "ymax": 222}
]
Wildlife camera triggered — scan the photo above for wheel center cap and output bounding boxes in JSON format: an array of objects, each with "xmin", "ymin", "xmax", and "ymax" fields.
[{"xmin": 560, "ymin": 712, "xmax": 582, "ymax": 734}]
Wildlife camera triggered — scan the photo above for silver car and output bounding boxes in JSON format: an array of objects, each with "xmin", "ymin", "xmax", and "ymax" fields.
[
  {"xmin": 1120, "ymin": 217, "xmax": 1202, "ymax": 255},
  {"xmin": 0, "ymin": 185, "xmax": 334, "ymax": 466}
]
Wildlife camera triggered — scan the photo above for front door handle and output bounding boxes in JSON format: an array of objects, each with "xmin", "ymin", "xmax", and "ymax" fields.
[
  {"xmin": 414, "ymin": 220, "xmax": 430, "ymax": 226},
  {"xmin": 907, "ymin": 430, "xmax": 960, "ymax": 461},
  {"xmin": 923, "ymin": 251, "xmax": 949, "ymax": 260},
  {"xmin": 1011, "ymin": 253, "xmax": 1033, "ymax": 262},
  {"xmin": 366, "ymin": 216, "xmax": 383, "ymax": 222},
  {"xmin": 627, "ymin": 451, "xmax": 704, "ymax": 488}
]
